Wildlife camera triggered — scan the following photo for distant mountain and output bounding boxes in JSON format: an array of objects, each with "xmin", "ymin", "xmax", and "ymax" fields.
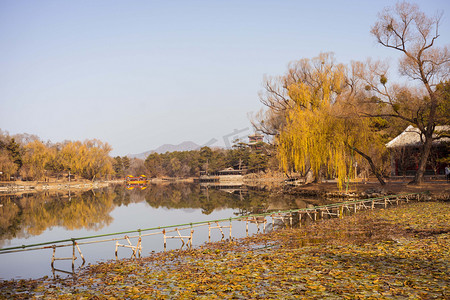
[
  {"xmin": 128, "ymin": 141, "xmax": 201, "ymax": 159},
  {"xmin": 153, "ymin": 141, "xmax": 200, "ymax": 154}
]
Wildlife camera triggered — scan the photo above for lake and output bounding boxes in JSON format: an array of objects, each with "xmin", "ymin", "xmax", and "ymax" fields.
[{"xmin": 0, "ymin": 183, "xmax": 330, "ymax": 281}]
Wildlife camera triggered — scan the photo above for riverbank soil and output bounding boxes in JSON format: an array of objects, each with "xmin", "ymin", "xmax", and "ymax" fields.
[{"xmin": 1, "ymin": 200, "xmax": 448, "ymax": 299}]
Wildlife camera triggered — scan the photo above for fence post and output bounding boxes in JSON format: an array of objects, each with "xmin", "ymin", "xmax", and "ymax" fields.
[
  {"xmin": 72, "ymin": 240, "xmax": 76, "ymax": 269},
  {"xmin": 163, "ymin": 229, "xmax": 166, "ymax": 251},
  {"xmin": 137, "ymin": 236, "xmax": 142, "ymax": 258},
  {"xmin": 246, "ymin": 220, "xmax": 249, "ymax": 237},
  {"xmin": 229, "ymin": 218, "xmax": 232, "ymax": 241},
  {"xmin": 138, "ymin": 229, "xmax": 142, "ymax": 258},
  {"xmin": 208, "ymin": 222, "xmax": 211, "ymax": 242},
  {"xmin": 51, "ymin": 245, "xmax": 56, "ymax": 267}
]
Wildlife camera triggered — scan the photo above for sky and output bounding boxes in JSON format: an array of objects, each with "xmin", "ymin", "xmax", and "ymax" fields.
[{"xmin": 1, "ymin": 0, "xmax": 449, "ymax": 156}]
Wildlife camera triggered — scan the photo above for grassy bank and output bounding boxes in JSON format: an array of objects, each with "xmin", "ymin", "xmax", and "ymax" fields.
[{"xmin": 1, "ymin": 200, "xmax": 448, "ymax": 299}]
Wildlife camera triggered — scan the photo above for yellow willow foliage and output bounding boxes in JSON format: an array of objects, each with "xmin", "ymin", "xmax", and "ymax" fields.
[
  {"xmin": 286, "ymin": 53, "xmax": 346, "ymax": 109},
  {"xmin": 22, "ymin": 140, "xmax": 51, "ymax": 180},
  {"xmin": 82, "ymin": 139, "xmax": 114, "ymax": 179},
  {"xmin": 275, "ymin": 53, "xmax": 376, "ymax": 189},
  {"xmin": 0, "ymin": 149, "xmax": 17, "ymax": 180},
  {"xmin": 59, "ymin": 140, "xmax": 113, "ymax": 179},
  {"xmin": 61, "ymin": 141, "xmax": 84, "ymax": 174},
  {"xmin": 278, "ymin": 103, "xmax": 363, "ymax": 189}
]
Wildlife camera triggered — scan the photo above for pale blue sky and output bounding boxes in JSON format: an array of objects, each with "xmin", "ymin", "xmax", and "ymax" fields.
[{"xmin": 1, "ymin": 0, "xmax": 449, "ymax": 156}]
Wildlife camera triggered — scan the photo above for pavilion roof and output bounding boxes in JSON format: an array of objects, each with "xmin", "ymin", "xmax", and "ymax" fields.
[{"xmin": 386, "ymin": 125, "xmax": 450, "ymax": 148}]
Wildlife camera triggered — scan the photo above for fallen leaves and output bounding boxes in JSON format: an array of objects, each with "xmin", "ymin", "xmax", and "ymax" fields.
[{"xmin": 0, "ymin": 201, "xmax": 449, "ymax": 299}]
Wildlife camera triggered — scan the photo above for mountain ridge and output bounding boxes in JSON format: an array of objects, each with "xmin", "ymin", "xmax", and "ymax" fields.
[{"xmin": 127, "ymin": 141, "xmax": 201, "ymax": 159}]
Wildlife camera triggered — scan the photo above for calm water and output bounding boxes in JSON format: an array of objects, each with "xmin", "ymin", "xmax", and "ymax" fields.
[{"xmin": 0, "ymin": 183, "xmax": 329, "ymax": 280}]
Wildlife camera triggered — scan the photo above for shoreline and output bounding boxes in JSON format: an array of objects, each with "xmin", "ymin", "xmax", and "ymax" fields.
[{"xmin": 1, "ymin": 177, "xmax": 449, "ymax": 200}]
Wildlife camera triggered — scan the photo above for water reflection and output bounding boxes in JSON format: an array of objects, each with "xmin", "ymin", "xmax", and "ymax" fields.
[
  {"xmin": 141, "ymin": 184, "xmax": 269, "ymax": 215},
  {"xmin": 0, "ymin": 190, "xmax": 116, "ymax": 248},
  {"xmin": 0, "ymin": 183, "xmax": 338, "ymax": 280},
  {"xmin": 0, "ymin": 183, "xmax": 335, "ymax": 249}
]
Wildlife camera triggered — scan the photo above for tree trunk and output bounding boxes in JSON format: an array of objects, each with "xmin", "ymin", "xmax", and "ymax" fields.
[
  {"xmin": 351, "ymin": 146, "xmax": 386, "ymax": 186},
  {"xmin": 409, "ymin": 88, "xmax": 437, "ymax": 185},
  {"xmin": 409, "ymin": 130, "xmax": 433, "ymax": 185}
]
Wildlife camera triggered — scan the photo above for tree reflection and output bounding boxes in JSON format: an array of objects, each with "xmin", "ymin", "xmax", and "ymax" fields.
[
  {"xmin": 0, "ymin": 196, "xmax": 21, "ymax": 243},
  {"xmin": 138, "ymin": 184, "xmax": 270, "ymax": 215},
  {"xmin": 0, "ymin": 189, "xmax": 116, "ymax": 248},
  {"xmin": 0, "ymin": 183, "xmax": 328, "ymax": 248}
]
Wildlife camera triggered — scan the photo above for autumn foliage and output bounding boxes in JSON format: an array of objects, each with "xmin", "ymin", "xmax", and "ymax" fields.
[{"xmin": 0, "ymin": 132, "xmax": 114, "ymax": 181}]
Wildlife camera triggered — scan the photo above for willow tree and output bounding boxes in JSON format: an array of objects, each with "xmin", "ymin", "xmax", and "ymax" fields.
[
  {"xmin": 81, "ymin": 139, "xmax": 114, "ymax": 180},
  {"xmin": 21, "ymin": 140, "xmax": 51, "ymax": 181},
  {"xmin": 276, "ymin": 53, "xmax": 349, "ymax": 187},
  {"xmin": 58, "ymin": 140, "xmax": 114, "ymax": 180},
  {"xmin": 271, "ymin": 53, "xmax": 388, "ymax": 188},
  {"xmin": 278, "ymin": 93, "xmax": 388, "ymax": 188},
  {"xmin": 60, "ymin": 141, "xmax": 85, "ymax": 176},
  {"xmin": 0, "ymin": 149, "xmax": 17, "ymax": 181},
  {"xmin": 279, "ymin": 106, "xmax": 342, "ymax": 187}
]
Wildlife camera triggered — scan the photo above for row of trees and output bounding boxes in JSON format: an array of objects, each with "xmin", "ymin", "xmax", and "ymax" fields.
[
  {"xmin": 144, "ymin": 144, "xmax": 270, "ymax": 178},
  {"xmin": 253, "ymin": 2, "xmax": 449, "ymax": 187},
  {"xmin": 0, "ymin": 131, "xmax": 114, "ymax": 181},
  {"xmin": 0, "ymin": 130, "xmax": 271, "ymax": 181}
]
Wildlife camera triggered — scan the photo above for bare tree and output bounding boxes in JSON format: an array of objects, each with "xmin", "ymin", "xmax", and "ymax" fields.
[{"xmin": 368, "ymin": 1, "xmax": 449, "ymax": 184}]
